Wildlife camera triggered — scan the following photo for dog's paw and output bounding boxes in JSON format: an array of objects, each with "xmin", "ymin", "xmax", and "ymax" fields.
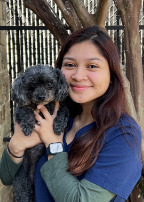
[
  {"xmin": 53, "ymin": 123, "xmax": 62, "ymax": 136},
  {"xmin": 53, "ymin": 103, "xmax": 69, "ymax": 135},
  {"xmin": 15, "ymin": 106, "xmax": 36, "ymax": 136},
  {"xmin": 22, "ymin": 125, "xmax": 33, "ymax": 136},
  {"xmin": 53, "ymin": 118, "xmax": 67, "ymax": 136}
]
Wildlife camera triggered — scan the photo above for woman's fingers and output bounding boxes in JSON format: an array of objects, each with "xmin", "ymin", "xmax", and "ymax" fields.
[
  {"xmin": 34, "ymin": 111, "xmax": 43, "ymax": 122},
  {"xmin": 36, "ymin": 105, "xmax": 51, "ymax": 120},
  {"xmin": 34, "ymin": 102, "xmax": 62, "ymax": 147},
  {"xmin": 36, "ymin": 102, "xmax": 60, "ymax": 120},
  {"xmin": 34, "ymin": 101, "xmax": 60, "ymax": 134}
]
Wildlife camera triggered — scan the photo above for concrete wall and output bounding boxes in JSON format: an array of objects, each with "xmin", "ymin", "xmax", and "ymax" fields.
[{"xmin": 0, "ymin": 0, "xmax": 13, "ymax": 201}]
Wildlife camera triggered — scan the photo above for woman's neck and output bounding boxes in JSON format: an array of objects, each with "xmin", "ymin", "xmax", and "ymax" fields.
[{"xmin": 76, "ymin": 102, "xmax": 95, "ymax": 125}]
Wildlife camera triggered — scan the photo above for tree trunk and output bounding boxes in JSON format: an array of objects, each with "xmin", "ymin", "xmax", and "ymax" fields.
[
  {"xmin": 130, "ymin": 185, "xmax": 144, "ymax": 202},
  {"xmin": 23, "ymin": 0, "xmax": 110, "ymax": 44},
  {"xmin": 114, "ymin": 0, "xmax": 144, "ymax": 201},
  {"xmin": 114, "ymin": 0, "xmax": 144, "ymax": 165},
  {"xmin": 24, "ymin": 0, "xmax": 68, "ymax": 45},
  {"xmin": 94, "ymin": 0, "xmax": 109, "ymax": 27},
  {"xmin": 53, "ymin": 0, "xmax": 82, "ymax": 31},
  {"xmin": 120, "ymin": 64, "xmax": 138, "ymax": 122},
  {"xmin": 70, "ymin": 0, "xmax": 95, "ymax": 27}
]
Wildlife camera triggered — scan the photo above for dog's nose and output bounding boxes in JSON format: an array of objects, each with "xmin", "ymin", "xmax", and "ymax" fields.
[{"xmin": 38, "ymin": 95, "xmax": 45, "ymax": 101}]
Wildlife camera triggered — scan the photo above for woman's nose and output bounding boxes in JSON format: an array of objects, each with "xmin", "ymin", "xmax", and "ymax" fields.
[{"xmin": 71, "ymin": 67, "xmax": 88, "ymax": 81}]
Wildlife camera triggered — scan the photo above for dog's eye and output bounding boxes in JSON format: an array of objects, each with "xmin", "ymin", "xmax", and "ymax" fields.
[
  {"xmin": 28, "ymin": 84, "xmax": 35, "ymax": 91},
  {"xmin": 47, "ymin": 82, "xmax": 53, "ymax": 87}
]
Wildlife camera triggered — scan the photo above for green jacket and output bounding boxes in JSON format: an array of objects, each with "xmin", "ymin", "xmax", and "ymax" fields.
[{"xmin": 0, "ymin": 147, "xmax": 115, "ymax": 202}]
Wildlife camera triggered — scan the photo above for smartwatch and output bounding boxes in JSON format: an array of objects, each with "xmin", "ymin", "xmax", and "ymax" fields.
[{"xmin": 46, "ymin": 142, "xmax": 64, "ymax": 155}]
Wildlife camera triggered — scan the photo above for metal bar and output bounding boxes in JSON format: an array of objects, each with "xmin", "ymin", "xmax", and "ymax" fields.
[
  {"xmin": 15, "ymin": 3, "xmax": 21, "ymax": 73},
  {"xmin": 19, "ymin": 0, "xmax": 24, "ymax": 71},
  {"xmin": 1, "ymin": 25, "xmax": 144, "ymax": 30},
  {"xmin": 3, "ymin": 137, "xmax": 11, "ymax": 142},
  {"xmin": 25, "ymin": 30, "xmax": 28, "ymax": 67},
  {"xmin": 29, "ymin": 31, "xmax": 32, "ymax": 65},
  {"xmin": 0, "ymin": 26, "xmax": 48, "ymax": 30},
  {"xmin": 116, "ymin": 12, "xmax": 120, "ymax": 52},
  {"xmin": 37, "ymin": 18, "xmax": 40, "ymax": 64},
  {"xmin": 45, "ymin": 35, "xmax": 48, "ymax": 64},
  {"xmin": 41, "ymin": 31, "xmax": 44, "ymax": 64}
]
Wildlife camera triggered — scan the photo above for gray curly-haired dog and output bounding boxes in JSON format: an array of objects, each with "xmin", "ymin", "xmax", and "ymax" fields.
[{"xmin": 11, "ymin": 64, "xmax": 69, "ymax": 202}]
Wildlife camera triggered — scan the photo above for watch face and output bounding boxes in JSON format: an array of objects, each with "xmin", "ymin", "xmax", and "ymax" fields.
[{"xmin": 50, "ymin": 143, "xmax": 63, "ymax": 154}]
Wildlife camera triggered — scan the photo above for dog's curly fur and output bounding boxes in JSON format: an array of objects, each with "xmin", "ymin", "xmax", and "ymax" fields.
[{"xmin": 11, "ymin": 64, "xmax": 69, "ymax": 202}]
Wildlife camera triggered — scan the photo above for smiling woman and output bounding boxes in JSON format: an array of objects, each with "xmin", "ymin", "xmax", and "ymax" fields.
[
  {"xmin": 0, "ymin": 26, "xmax": 142, "ymax": 202},
  {"xmin": 61, "ymin": 41, "xmax": 110, "ymax": 105},
  {"xmin": 54, "ymin": 26, "xmax": 142, "ymax": 202}
]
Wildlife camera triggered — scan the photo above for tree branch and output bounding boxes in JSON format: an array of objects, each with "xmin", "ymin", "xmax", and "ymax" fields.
[
  {"xmin": 23, "ymin": 0, "xmax": 69, "ymax": 45},
  {"xmin": 70, "ymin": 0, "xmax": 95, "ymax": 27},
  {"xmin": 94, "ymin": 0, "xmax": 109, "ymax": 27},
  {"xmin": 53, "ymin": 0, "xmax": 82, "ymax": 31}
]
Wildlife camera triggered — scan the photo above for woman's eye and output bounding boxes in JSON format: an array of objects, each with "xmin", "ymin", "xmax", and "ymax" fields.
[
  {"xmin": 64, "ymin": 63, "xmax": 75, "ymax": 67},
  {"xmin": 88, "ymin": 64, "xmax": 98, "ymax": 69}
]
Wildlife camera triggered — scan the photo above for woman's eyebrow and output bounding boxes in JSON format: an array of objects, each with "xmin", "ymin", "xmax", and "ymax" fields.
[
  {"xmin": 63, "ymin": 57, "xmax": 76, "ymax": 61},
  {"xmin": 87, "ymin": 57, "xmax": 103, "ymax": 62},
  {"xmin": 63, "ymin": 57, "xmax": 103, "ymax": 62}
]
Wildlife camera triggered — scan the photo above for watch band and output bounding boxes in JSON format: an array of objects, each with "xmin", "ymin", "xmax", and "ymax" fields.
[{"xmin": 46, "ymin": 142, "xmax": 64, "ymax": 156}]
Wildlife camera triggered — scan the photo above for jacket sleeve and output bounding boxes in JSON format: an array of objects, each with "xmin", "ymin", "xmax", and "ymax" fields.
[
  {"xmin": 40, "ymin": 152, "xmax": 115, "ymax": 202},
  {"xmin": 0, "ymin": 147, "xmax": 23, "ymax": 185}
]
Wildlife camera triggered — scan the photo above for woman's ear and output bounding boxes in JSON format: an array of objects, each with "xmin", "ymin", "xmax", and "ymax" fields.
[
  {"xmin": 55, "ymin": 68, "xmax": 69, "ymax": 101},
  {"xmin": 11, "ymin": 73, "xmax": 30, "ymax": 106}
]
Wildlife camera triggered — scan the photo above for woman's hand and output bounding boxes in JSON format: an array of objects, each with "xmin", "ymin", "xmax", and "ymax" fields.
[
  {"xmin": 8, "ymin": 123, "xmax": 42, "ymax": 163},
  {"xmin": 34, "ymin": 101, "xmax": 63, "ymax": 148}
]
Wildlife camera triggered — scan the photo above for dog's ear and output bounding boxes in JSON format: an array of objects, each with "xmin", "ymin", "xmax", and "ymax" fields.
[
  {"xmin": 11, "ymin": 74, "xmax": 30, "ymax": 106},
  {"xmin": 55, "ymin": 69, "xmax": 69, "ymax": 101}
]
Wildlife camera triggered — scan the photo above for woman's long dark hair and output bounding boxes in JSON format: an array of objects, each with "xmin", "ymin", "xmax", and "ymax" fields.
[{"xmin": 56, "ymin": 26, "xmax": 127, "ymax": 176}]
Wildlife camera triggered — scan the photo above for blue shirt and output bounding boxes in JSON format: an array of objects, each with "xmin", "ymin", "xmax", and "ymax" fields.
[{"xmin": 34, "ymin": 113, "xmax": 142, "ymax": 202}]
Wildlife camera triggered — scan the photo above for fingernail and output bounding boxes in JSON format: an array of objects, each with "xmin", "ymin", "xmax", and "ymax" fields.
[{"xmin": 37, "ymin": 105, "xmax": 43, "ymax": 109}]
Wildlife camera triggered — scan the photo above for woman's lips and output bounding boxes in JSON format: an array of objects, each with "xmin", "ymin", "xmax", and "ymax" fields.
[{"xmin": 71, "ymin": 85, "xmax": 90, "ymax": 91}]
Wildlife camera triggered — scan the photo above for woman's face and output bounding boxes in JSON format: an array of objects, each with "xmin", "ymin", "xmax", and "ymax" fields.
[{"xmin": 61, "ymin": 41, "xmax": 110, "ymax": 105}]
